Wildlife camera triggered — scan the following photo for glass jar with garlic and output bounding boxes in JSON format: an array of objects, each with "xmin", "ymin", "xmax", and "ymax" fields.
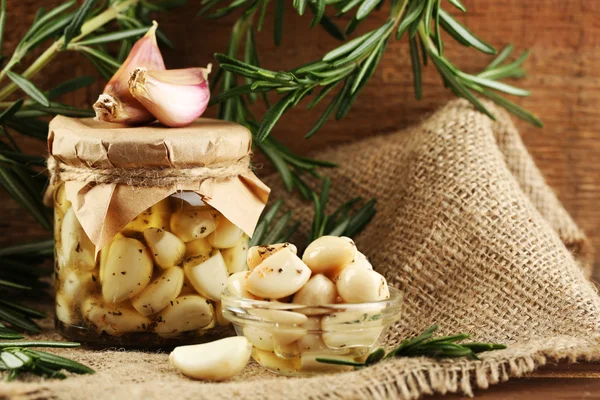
[{"xmin": 48, "ymin": 116, "xmax": 269, "ymax": 347}]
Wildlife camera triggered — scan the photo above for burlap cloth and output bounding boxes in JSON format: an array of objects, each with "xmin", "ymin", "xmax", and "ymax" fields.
[{"xmin": 2, "ymin": 99, "xmax": 599, "ymax": 399}]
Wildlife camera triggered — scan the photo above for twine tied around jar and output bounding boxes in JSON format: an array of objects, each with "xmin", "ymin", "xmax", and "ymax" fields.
[{"xmin": 46, "ymin": 155, "xmax": 253, "ymax": 188}]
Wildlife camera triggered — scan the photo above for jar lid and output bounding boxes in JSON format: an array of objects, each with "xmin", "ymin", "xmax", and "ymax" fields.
[
  {"xmin": 48, "ymin": 116, "xmax": 252, "ymax": 169},
  {"xmin": 47, "ymin": 116, "xmax": 269, "ymax": 253}
]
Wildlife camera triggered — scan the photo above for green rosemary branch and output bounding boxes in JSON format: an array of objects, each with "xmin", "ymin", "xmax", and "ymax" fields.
[
  {"xmin": 316, "ymin": 324, "xmax": 507, "ymax": 367},
  {"xmin": 204, "ymin": 0, "xmax": 542, "ymax": 149},
  {"xmin": 0, "ymin": 329, "xmax": 94, "ymax": 381}
]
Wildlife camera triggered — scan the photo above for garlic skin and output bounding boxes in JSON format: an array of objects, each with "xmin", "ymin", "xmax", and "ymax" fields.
[
  {"xmin": 128, "ymin": 66, "xmax": 211, "ymax": 128},
  {"xmin": 93, "ymin": 21, "xmax": 165, "ymax": 125}
]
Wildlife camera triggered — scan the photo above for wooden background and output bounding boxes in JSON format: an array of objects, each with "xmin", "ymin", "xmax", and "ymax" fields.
[{"xmin": 3, "ymin": 0, "xmax": 599, "ymax": 281}]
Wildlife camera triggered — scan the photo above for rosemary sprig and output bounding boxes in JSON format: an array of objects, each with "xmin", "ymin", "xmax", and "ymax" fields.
[
  {"xmin": 204, "ymin": 0, "xmax": 542, "ymax": 150},
  {"xmin": 316, "ymin": 325, "xmax": 507, "ymax": 367},
  {"xmin": 0, "ymin": 329, "xmax": 94, "ymax": 381}
]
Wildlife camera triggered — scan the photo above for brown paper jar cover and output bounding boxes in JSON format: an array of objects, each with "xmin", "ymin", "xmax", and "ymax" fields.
[{"xmin": 47, "ymin": 116, "xmax": 270, "ymax": 252}]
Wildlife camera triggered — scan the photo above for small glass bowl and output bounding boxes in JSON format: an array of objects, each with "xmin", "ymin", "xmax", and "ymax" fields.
[{"xmin": 221, "ymin": 287, "xmax": 402, "ymax": 376}]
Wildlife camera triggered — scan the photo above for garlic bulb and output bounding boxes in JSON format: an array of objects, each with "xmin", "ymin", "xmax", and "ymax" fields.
[
  {"xmin": 93, "ymin": 21, "xmax": 165, "ymax": 124},
  {"xmin": 128, "ymin": 66, "xmax": 211, "ymax": 127}
]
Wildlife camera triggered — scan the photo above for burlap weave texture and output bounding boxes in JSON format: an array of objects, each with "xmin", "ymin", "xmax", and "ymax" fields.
[{"xmin": 2, "ymin": 99, "xmax": 599, "ymax": 399}]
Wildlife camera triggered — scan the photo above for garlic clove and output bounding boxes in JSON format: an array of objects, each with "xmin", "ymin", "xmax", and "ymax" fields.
[
  {"xmin": 170, "ymin": 210, "xmax": 216, "ymax": 242},
  {"xmin": 61, "ymin": 270, "xmax": 98, "ymax": 304},
  {"xmin": 321, "ymin": 310, "xmax": 384, "ymax": 349},
  {"xmin": 243, "ymin": 326, "xmax": 275, "ymax": 351},
  {"xmin": 245, "ymin": 248, "xmax": 311, "ymax": 300},
  {"xmin": 101, "ymin": 237, "xmax": 153, "ymax": 303},
  {"xmin": 246, "ymin": 243, "xmax": 297, "ymax": 270},
  {"xmin": 154, "ymin": 295, "xmax": 214, "ymax": 334},
  {"xmin": 336, "ymin": 264, "xmax": 389, "ymax": 303},
  {"xmin": 121, "ymin": 199, "xmax": 171, "ymax": 236},
  {"xmin": 208, "ymin": 215, "xmax": 243, "ymax": 249},
  {"xmin": 83, "ymin": 296, "xmax": 151, "ymax": 334},
  {"xmin": 183, "ymin": 250, "xmax": 228, "ymax": 301},
  {"xmin": 143, "ymin": 228, "xmax": 186, "ymax": 269},
  {"xmin": 225, "ymin": 271, "xmax": 254, "ymax": 299},
  {"xmin": 302, "ymin": 236, "xmax": 357, "ymax": 277},
  {"xmin": 185, "ymin": 237, "xmax": 212, "ymax": 259},
  {"xmin": 132, "ymin": 266, "xmax": 184, "ymax": 316},
  {"xmin": 296, "ymin": 317, "xmax": 328, "ymax": 353},
  {"xmin": 99, "ymin": 233, "xmax": 125, "ymax": 283},
  {"xmin": 252, "ymin": 348, "xmax": 300, "ymax": 374},
  {"xmin": 169, "ymin": 337, "xmax": 251, "ymax": 381},
  {"xmin": 93, "ymin": 21, "xmax": 165, "ymax": 124},
  {"xmin": 222, "ymin": 235, "xmax": 249, "ymax": 274},
  {"xmin": 55, "ymin": 293, "xmax": 76, "ymax": 325},
  {"xmin": 129, "ymin": 66, "xmax": 211, "ymax": 128},
  {"xmin": 292, "ymin": 274, "xmax": 338, "ymax": 306},
  {"xmin": 61, "ymin": 208, "xmax": 96, "ymax": 271}
]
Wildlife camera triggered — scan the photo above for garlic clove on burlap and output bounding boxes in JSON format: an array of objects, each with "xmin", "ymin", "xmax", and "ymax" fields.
[
  {"xmin": 131, "ymin": 266, "xmax": 184, "ymax": 316},
  {"xmin": 93, "ymin": 21, "xmax": 165, "ymax": 125},
  {"xmin": 101, "ymin": 237, "xmax": 153, "ymax": 303},
  {"xmin": 169, "ymin": 337, "xmax": 252, "ymax": 381},
  {"xmin": 129, "ymin": 66, "xmax": 211, "ymax": 127},
  {"xmin": 143, "ymin": 228, "xmax": 186, "ymax": 269},
  {"xmin": 170, "ymin": 210, "xmax": 216, "ymax": 242},
  {"xmin": 222, "ymin": 235, "xmax": 250, "ymax": 274},
  {"xmin": 302, "ymin": 236, "xmax": 357, "ymax": 277},
  {"xmin": 246, "ymin": 242, "xmax": 297, "ymax": 270},
  {"xmin": 60, "ymin": 208, "xmax": 96, "ymax": 271},
  {"xmin": 183, "ymin": 250, "xmax": 229, "ymax": 301},
  {"xmin": 154, "ymin": 295, "xmax": 214, "ymax": 334},
  {"xmin": 245, "ymin": 248, "xmax": 311, "ymax": 299}
]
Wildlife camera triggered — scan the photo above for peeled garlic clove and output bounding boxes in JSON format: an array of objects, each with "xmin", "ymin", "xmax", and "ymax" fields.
[
  {"xmin": 61, "ymin": 208, "xmax": 96, "ymax": 271},
  {"xmin": 246, "ymin": 243, "xmax": 297, "ymax": 270},
  {"xmin": 336, "ymin": 264, "xmax": 389, "ymax": 303},
  {"xmin": 321, "ymin": 310, "xmax": 383, "ymax": 349},
  {"xmin": 132, "ymin": 267, "xmax": 184, "ymax": 316},
  {"xmin": 249, "ymin": 309, "xmax": 308, "ymax": 345},
  {"xmin": 170, "ymin": 210, "xmax": 216, "ymax": 242},
  {"xmin": 102, "ymin": 238, "xmax": 153, "ymax": 303},
  {"xmin": 99, "ymin": 233, "xmax": 125, "ymax": 283},
  {"xmin": 252, "ymin": 348, "xmax": 300, "ymax": 374},
  {"xmin": 53, "ymin": 184, "xmax": 71, "ymax": 242},
  {"xmin": 93, "ymin": 22, "xmax": 165, "ymax": 124},
  {"xmin": 185, "ymin": 237, "xmax": 212, "ymax": 259},
  {"xmin": 55, "ymin": 293, "xmax": 76, "ymax": 325},
  {"xmin": 302, "ymin": 236, "xmax": 357, "ymax": 276},
  {"xmin": 292, "ymin": 274, "xmax": 337, "ymax": 306},
  {"xmin": 61, "ymin": 270, "xmax": 98, "ymax": 303},
  {"xmin": 222, "ymin": 236, "xmax": 249, "ymax": 274},
  {"xmin": 169, "ymin": 336, "xmax": 251, "ymax": 381},
  {"xmin": 208, "ymin": 215, "xmax": 243, "ymax": 249},
  {"xmin": 297, "ymin": 317, "xmax": 327, "ymax": 353},
  {"xmin": 245, "ymin": 248, "xmax": 311, "ymax": 300},
  {"xmin": 121, "ymin": 199, "xmax": 171, "ymax": 236},
  {"xmin": 225, "ymin": 271, "xmax": 254, "ymax": 298},
  {"xmin": 143, "ymin": 228, "xmax": 185, "ymax": 268},
  {"xmin": 129, "ymin": 66, "xmax": 211, "ymax": 128},
  {"xmin": 155, "ymin": 295, "xmax": 214, "ymax": 334},
  {"xmin": 243, "ymin": 326, "xmax": 274, "ymax": 351},
  {"xmin": 83, "ymin": 297, "xmax": 151, "ymax": 334},
  {"xmin": 184, "ymin": 250, "xmax": 228, "ymax": 301}
]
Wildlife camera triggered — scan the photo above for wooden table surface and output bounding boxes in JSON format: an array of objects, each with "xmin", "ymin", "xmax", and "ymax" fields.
[{"xmin": 2, "ymin": 1, "xmax": 600, "ymax": 398}]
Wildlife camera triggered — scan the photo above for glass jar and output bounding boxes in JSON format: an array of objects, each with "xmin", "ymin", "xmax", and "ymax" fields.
[
  {"xmin": 48, "ymin": 116, "xmax": 269, "ymax": 347},
  {"xmin": 54, "ymin": 186, "xmax": 250, "ymax": 346}
]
